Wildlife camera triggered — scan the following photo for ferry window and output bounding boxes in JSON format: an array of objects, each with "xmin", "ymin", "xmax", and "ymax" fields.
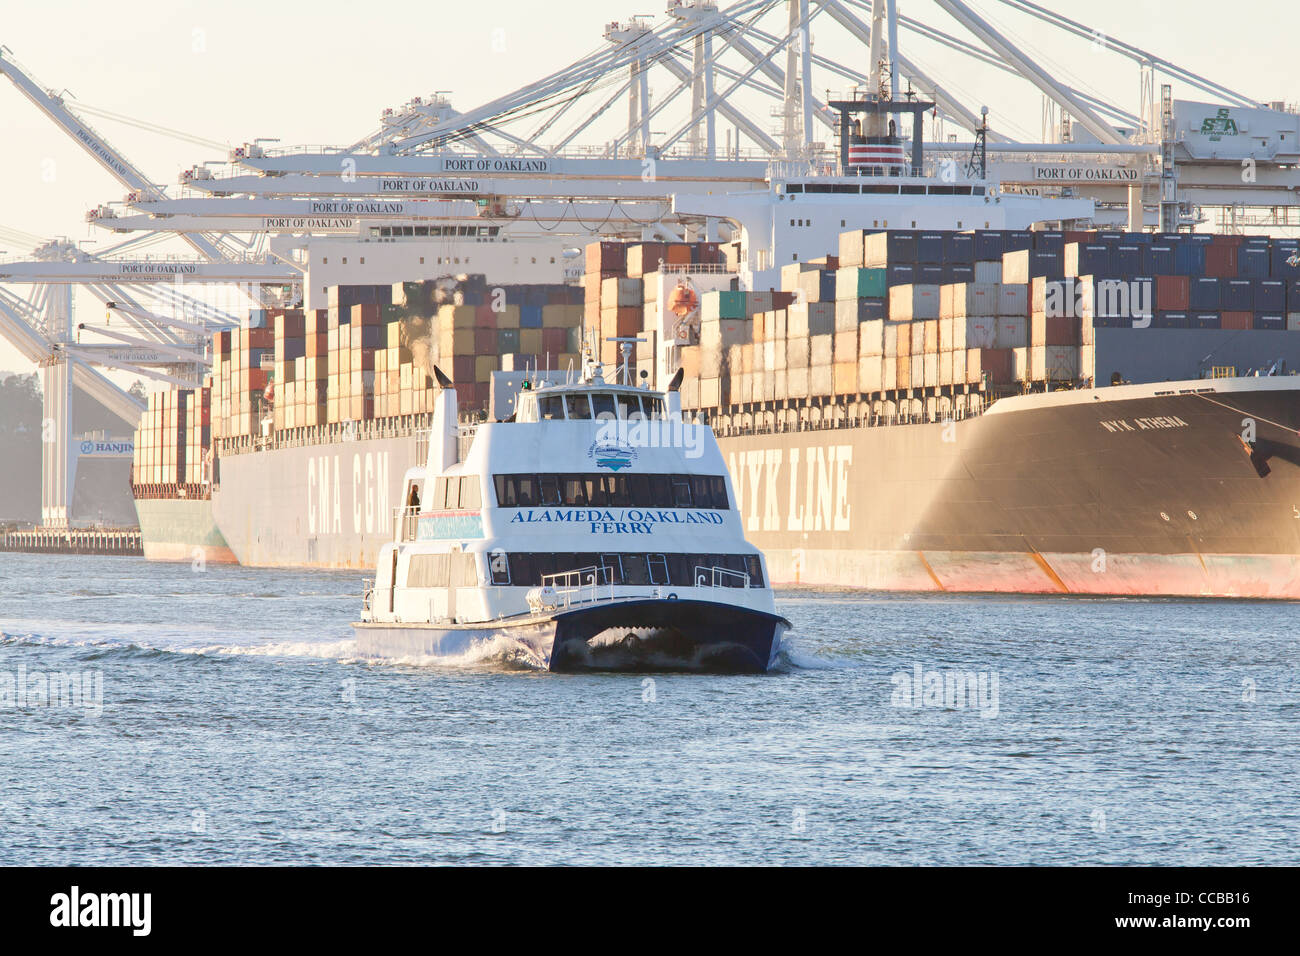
[
  {"xmin": 605, "ymin": 475, "xmax": 631, "ymax": 507},
  {"xmin": 583, "ymin": 476, "xmax": 607, "ymax": 507},
  {"xmin": 599, "ymin": 554, "xmax": 623, "ymax": 585},
  {"xmin": 514, "ymin": 476, "xmax": 537, "ymax": 507},
  {"xmin": 622, "ymin": 553, "xmax": 649, "ymax": 585},
  {"xmin": 746, "ymin": 555, "xmax": 764, "ymax": 587},
  {"xmin": 407, "ymin": 553, "xmax": 449, "ymax": 588},
  {"xmin": 539, "ymin": 395, "xmax": 564, "ymax": 420},
  {"xmin": 562, "ymin": 476, "xmax": 587, "ymax": 506},
  {"xmin": 665, "ymin": 553, "xmax": 689, "ymax": 587},
  {"xmin": 546, "ymin": 554, "xmax": 577, "ymax": 574},
  {"xmin": 456, "ymin": 552, "xmax": 479, "ymax": 587},
  {"xmin": 710, "ymin": 476, "xmax": 729, "ymax": 509},
  {"xmin": 533, "ymin": 553, "xmax": 560, "ymax": 582},
  {"xmin": 443, "ymin": 478, "xmax": 460, "ymax": 510},
  {"xmin": 538, "ymin": 475, "xmax": 562, "ymax": 506},
  {"xmin": 459, "ymin": 476, "xmax": 481, "ymax": 510},
  {"xmin": 786, "ymin": 184, "xmax": 803, "ymax": 194},
  {"xmin": 566, "ymin": 394, "xmax": 592, "ymax": 419},
  {"xmin": 671, "ymin": 476, "xmax": 693, "ymax": 507},
  {"xmin": 591, "ymin": 392, "xmax": 616, "ymax": 420},
  {"xmin": 648, "ymin": 475, "xmax": 672, "ymax": 507},
  {"xmin": 493, "ymin": 475, "xmax": 512, "ymax": 507},
  {"xmin": 627, "ymin": 474, "xmax": 650, "ymax": 505},
  {"xmin": 508, "ymin": 553, "xmax": 536, "ymax": 588},
  {"xmin": 618, "ymin": 393, "xmax": 644, "ymax": 419},
  {"xmin": 488, "ymin": 550, "xmax": 511, "ymax": 585},
  {"xmin": 645, "ymin": 397, "xmax": 666, "ymax": 419},
  {"xmin": 647, "ymin": 554, "xmax": 669, "ymax": 586},
  {"xmin": 690, "ymin": 476, "xmax": 714, "ymax": 509}
]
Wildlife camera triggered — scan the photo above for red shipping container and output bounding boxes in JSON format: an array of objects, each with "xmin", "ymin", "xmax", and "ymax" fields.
[
  {"xmin": 1222, "ymin": 311, "xmax": 1253, "ymax": 330},
  {"xmin": 1210, "ymin": 234, "xmax": 1244, "ymax": 247},
  {"xmin": 1033, "ymin": 314, "xmax": 1079, "ymax": 346},
  {"xmin": 451, "ymin": 355, "xmax": 475, "ymax": 382},
  {"xmin": 474, "ymin": 328, "xmax": 496, "ymax": 353},
  {"xmin": 475, "ymin": 304, "xmax": 497, "ymax": 329},
  {"xmin": 541, "ymin": 327, "xmax": 568, "ymax": 354},
  {"xmin": 1156, "ymin": 275, "xmax": 1190, "ymax": 311},
  {"xmin": 665, "ymin": 243, "xmax": 692, "ymax": 266},
  {"xmin": 973, "ymin": 348, "xmax": 1013, "ymax": 384},
  {"xmin": 351, "ymin": 303, "xmax": 381, "ymax": 327},
  {"xmin": 585, "ymin": 241, "xmax": 626, "ymax": 275},
  {"xmin": 1205, "ymin": 244, "xmax": 1238, "ymax": 278}
]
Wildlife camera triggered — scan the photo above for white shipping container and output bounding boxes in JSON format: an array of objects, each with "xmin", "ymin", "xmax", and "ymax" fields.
[
  {"xmin": 924, "ymin": 351, "xmax": 939, "ymax": 387},
  {"xmin": 963, "ymin": 315, "xmax": 995, "ymax": 350},
  {"xmin": 787, "ymin": 336, "xmax": 810, "ymax": 368},
  {"xmin": 998, "ymin": 283, "xmax": 1028, "ymax": 317},
  {"xmin": 811, "ymin": 333, "xmax": 833, "ymax": 367},
  {"xmin": 1288, "ymin": 312, "xmax": 1300, "ymax": 331},
  {"xmin": 883, "ymin": 322, "xmax": 900, "ymax": 357},
  {"xmin": 974, "ymin": 261, "xmax": 1003, "ymax": 284},
  {"xmin": 1012, "ymin": 346, "xmax": 1030, "ymax": 383},
  {"xmin": 859, "ymin": 318, "xmax": 884, "ymax": 357},
  {"xmin": 1002, "ymin": 249, "xmax": 1031, "ymax": 285},
  {"xmin": 882, "ymin": 356, "xmax": 897, "ymax": 390},
  {"xmin": 858, "ymin": 355, "xmax": 883, "ymax": 394},
  {"xmin": 952, "ymin": 347, "xmax": 967, "ymax": 385},
  {"xmin": 943, "ymin": 282, "xmax": 1000, "ymax": 319},
  {"xmin": 995, "ymin": 315, "xmax": 1028, "ymax": 349},
  {"xmin": 889, "ymin": 284, "xmax": 941, "ymax": 322},
  {"xmin": 1030, "ymin": 345, "xmax": 1079, "ymax": 382},
  {"xmin": 787, "ymin": 366, "xmax": 810, "ymax": 399}
]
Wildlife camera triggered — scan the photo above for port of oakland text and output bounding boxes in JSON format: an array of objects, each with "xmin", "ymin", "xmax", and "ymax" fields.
[
  {"xmin": 1099, "ymin": 416, "xmax": 1190, "ymax": 433},
  {"xmin": 376, "ymin": 179, "xmax": 481, "ymax": 193}
]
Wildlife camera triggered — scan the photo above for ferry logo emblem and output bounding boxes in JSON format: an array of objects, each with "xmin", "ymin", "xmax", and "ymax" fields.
[{"xmin": 588, "ymin": 440, "xmax": 637, "ymax": 471}]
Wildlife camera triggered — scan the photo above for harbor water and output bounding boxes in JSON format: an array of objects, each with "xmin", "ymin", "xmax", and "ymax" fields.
[{"xmin": 0, "ymin": 553, "xmax": 1295, "ymax": 866}]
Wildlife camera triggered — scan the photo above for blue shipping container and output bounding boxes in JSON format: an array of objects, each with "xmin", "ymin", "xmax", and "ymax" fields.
[
  {"xmin": 1189, "ymin": 277, "xmax": 1220, "ymax": 309},
  {"xmin": 973, "ymin": 231, "xmax": 1005, "ymax": 260},
  {"xmin": 1255, "ymin": 280, "xmax": 1286, "ymax": 311},
  {"xmin": 1222, "ymin": 279, "xmax": 1254, "ymax": 310},
  {"xmin": 1191, "ymin": 312, "xmax": 1222, "ymax": 330},
  {"xmin": 1239, "ymin": 247, "xmax": 1270, "ymax": 277}
]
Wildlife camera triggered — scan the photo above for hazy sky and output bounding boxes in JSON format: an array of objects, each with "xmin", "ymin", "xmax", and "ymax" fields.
[{"xmin": 1, "ymin": 0, "xmax": 1296, "ymax": 374}]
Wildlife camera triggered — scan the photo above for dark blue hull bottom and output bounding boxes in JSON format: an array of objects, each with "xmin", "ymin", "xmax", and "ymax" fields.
[
  {"xmin": 354, "ymin": 598, "xmax": 790, "ymax": 674},
  {"xmin": 550, "ymin": 599, "xmax": 790, "ymax": 674}
]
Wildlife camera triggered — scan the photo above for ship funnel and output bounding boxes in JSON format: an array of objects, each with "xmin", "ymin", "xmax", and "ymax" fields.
[
  {"xmin": 665, "ymin": 366, "xmax": 684, "ymax": 421},
  {"xmin": 426, "ymin": 364, "xmax": 458, "ymax": 474}
]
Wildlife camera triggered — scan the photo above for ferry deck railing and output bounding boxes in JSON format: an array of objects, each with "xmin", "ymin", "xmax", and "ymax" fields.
[
  {"xmin": 694, "ymin": 565, "xmax": 750, "ymax": 589},
  {"xmin": 361, "ymin": 580, "xmax": 375, "ymax": 621},
  {"xmin": 541, "ymin": 566, "xmax": 615, "ymax": 610},
  {"xmin": 394, "ymin": 506, "xmax": 420, "ymax": 542}
]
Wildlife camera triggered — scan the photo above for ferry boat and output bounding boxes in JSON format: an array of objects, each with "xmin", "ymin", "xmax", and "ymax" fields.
[{"xmin": 352, "ymin": 344, "xmax": 790, "ymax": 672}]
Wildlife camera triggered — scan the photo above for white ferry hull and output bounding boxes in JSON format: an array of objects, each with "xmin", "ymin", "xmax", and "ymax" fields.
[{"xmin": 353, "ymin": 599, "xmax": 789, "ymax": 673}]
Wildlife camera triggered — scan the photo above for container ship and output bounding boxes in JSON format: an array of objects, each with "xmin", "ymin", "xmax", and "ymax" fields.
[{"xmin": 130, "ymin": 129, "xmax": 1300, "ymax": 597}]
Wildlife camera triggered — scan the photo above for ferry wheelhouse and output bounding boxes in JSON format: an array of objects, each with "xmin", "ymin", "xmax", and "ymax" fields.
[{"xmin": 353, "ymin": 349, "xmax": 790, "ymax": 672}]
